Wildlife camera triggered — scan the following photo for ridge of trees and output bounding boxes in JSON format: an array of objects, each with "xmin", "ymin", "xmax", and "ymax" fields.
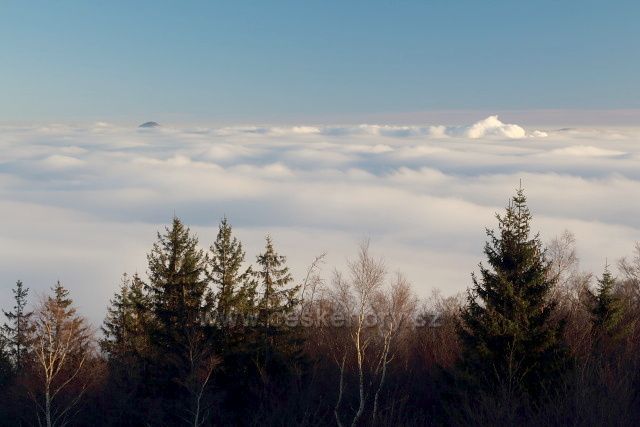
[{"xmin": 1, "ymin": 188, "xmax": 640, "ymax": 426}]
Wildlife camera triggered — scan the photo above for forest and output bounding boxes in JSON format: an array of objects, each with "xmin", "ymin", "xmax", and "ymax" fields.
[{"xmin": 1, "ymin": 188, "xmax": 639, "ymax": 426}]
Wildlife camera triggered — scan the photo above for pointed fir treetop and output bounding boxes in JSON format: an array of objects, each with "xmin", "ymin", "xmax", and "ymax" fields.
[
  {"xmin": 254, "ymin": 236, "xmax": 303, "ymax": 369},
  {"xmin": 209, "ymin": 217, "xmax": 255, "ymax": 321},
  {"xmin": 4, "ymin": 280, "xmax": 30, "ymax": 317},
  {"xmin": 2, "ymin": 280, "xmax": 35, "ymax": 371},
  {"xmin": 459, "ymin": 185, "xmax": 568, "ymax": 399},
  {"xmin": 257, "ymin": 236, "xmax": 293, "ymax": 289},
  {"xmin": 147, "ymin": 216, "xmax": 207, "ymax": 294},
  {"xmin": 128, "ymin": 273, "xmax": 149, "ymax": 309},
  {"xmin": 256, "ymin": 236, "xmax": 299, "ymax": 314},
  {"xmin": 149, "ymin": 217, "xmax": 203, "ymax": 269},
  {"xmin": 479, "ymin": 185, "xmax": 550, "ymax": 307},
  {"xmin": 210, "ymin": 217, "xmax": 252, "ymax": 288},
  {"xmin": 591, "ymin": 263, "xmax": 628, "ymax": 342},
  {"xmin": 101, "ymin": 273, "xmax": 152, "ymax": 361},
  {"xmin": 3, "ymin": 280, "xmax": 33, "ymax": 327},
  {"xmin": 146, "ymin": 216, "xmax": 209, "ymax": 354},
  {"xmin": 101, "ymin": 274, "xmax": 131, "ymax": 354},
  {"xmin": 499, "ymin": 185, "xmax": 532, "ymax": 242},
  {"xmin": 49, "ymin": 281, "xmax": 75, "ymax": 317}
]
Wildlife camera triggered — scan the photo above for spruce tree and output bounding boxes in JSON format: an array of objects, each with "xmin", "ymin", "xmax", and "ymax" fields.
[
  {"xmin": 458, "ymin": 187, "xmax": 569, "ymax": 401},
  {"xmin": 207, "ymin": 218, "xmax": 258, "ymax": 417},
  {"xmin": 147, "ymin": 217, "xmax": 208, "ymax": 350},
  {"xmin": 2, "ymin": 280, "xmax": 34, "ymax": 372},
  {"xmin": 145, "ymin": 217, "xmax": 212, "ymax": 421},
  {"xmin": 208, "ymin": 217, "xmax": 256, "ymax": 334},
  {"xmin": 255, "ymin": 236, "xmax": 300, "ymax": 366},
  {"xmin": 101, "ymin": 274, "xmax": 152, "ymax": 362},
  {"xmin": 52, "ymin": 281, "xmax": 72, "ymax": 310},
  {"xmin": 590, "ymin": 265, "xmax": 629, "ymax": 347},
  {"xmin": 101, "ymin": 273, "xmax": 153, "ymax": 426},
  {"xmin": 126, "ymin": 273, "xmax": 154, "ymax": 356},
  {"xmin": 101, "ymin": 275, "xmax": 131, "ymax": 361}
]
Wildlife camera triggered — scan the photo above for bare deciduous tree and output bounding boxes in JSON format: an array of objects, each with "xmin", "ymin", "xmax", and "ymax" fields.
[
  {"xmin": 370, "ymin": 272, "xmax": 417, "ymax": 423},
  {"xmin": 30, "ymin": 291, "xmax": 94, "ymax": 427},
  {"xmin": 618, "ymin": 242, "xmax": 640, "ymax": 304},
  {"xmin": 178, "ymin": 330, "xmax": 220, "ymax": 427},
  {"xmin": 547, "ymin": 230, "xmax": 578, "ymax": 286},
  {"xmin": 347, "ymin": 241, "xmax": 385, "ymax": 427},
  {"xmin": 329, "ymin": 241, "xmax": 418, "ymax": 426},
  {"xmin": 299, "ymin": 253, "xmax": 326, "ymax": 311},
  {"xmin": 546, "ymin": 231, "xmax": 594, "ymax": 358}
]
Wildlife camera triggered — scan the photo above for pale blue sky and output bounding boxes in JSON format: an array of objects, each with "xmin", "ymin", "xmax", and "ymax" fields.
[{"xmin": 1, "ymin": 0, "xmax": 639, "ymax": 122}]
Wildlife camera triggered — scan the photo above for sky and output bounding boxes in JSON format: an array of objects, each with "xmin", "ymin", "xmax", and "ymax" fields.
[
  {"xmin": 2, "ymin": 2, "xmax": 640, "ymax": 324},
  {"xmin": 1, "ymin": 0, "xmax": 640, "ymax": 122}
]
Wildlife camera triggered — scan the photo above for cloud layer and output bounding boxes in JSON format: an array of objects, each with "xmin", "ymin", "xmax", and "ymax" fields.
[{"xmin": 1, "ymin": 116, "xmax": 639, "ymax": 323}]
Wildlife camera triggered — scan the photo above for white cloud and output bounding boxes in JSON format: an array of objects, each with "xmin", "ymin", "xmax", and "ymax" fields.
[
  {"xmin": 40, "ymin": 154, "xmax": 85, "ymax": 169},
  {"xmin": 1, "ymin": 117, "xmax": 640, "ymax": 324},
  {"xmin": 530, "ymin": 130, "xmax": 549, "ymax": 138},
  {"xmin": 199, "ymin": 117, "xmax": 541, "ymax": 140},
  {"xmin": 549, "ymin": 145, "xmax": 626, "ymax": 157},
  {"xmin": 464, "ymin": 115, "xmax": 527, "ymax": 139}
]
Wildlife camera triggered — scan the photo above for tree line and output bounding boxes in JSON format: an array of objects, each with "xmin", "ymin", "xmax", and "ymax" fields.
[{"xmin": 1, "ymin": 188, "xmax": 639, "ymax": 426}]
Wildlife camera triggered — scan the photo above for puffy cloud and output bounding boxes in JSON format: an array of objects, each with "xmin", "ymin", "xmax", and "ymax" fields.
[
  {"xmin": 464, "ymin": 115, "xmax": 527, "ymax": 139},
  {"xmin": 530, "ymin": 130, "xmax": 549, "ymax": 138},
  {"xmin": 1, "ymin": 117, "xmax": 640, "ymax": 324},
  {"xmin": 199, "ymin": 116, "xmax": 541, "ymax": 140}
]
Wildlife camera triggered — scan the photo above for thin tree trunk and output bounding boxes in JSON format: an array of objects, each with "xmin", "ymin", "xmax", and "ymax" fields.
[
  {"xmin": 371, "ymin": 333, "xmax": 392, "ymax": 424},
  {"xmin": 351, "ymin": 310, "xmax": 366, "ymax": 427},
  {"xmin": 334, "ymin": 352, "xmax": 347, "ymax": 427},
  {"xmin": 45, "ymin": 383, "xmax": 52, "ymax": 427}
]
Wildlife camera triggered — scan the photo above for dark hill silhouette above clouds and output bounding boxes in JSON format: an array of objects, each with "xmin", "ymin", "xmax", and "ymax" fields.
[{"xmin": 138, "ymin": 121, "xmax": 160, "ymax": 128}]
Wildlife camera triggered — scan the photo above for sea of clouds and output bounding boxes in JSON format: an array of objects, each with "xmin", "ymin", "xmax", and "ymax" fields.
[{"xmin": 2, "ymin": 115, "xmax": 640, "ymax": 323}]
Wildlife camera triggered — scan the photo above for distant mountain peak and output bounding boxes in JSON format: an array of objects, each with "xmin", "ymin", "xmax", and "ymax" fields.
[{"xmin": 139, "ymin": 121, "xmax": 160, "ymax": 128}]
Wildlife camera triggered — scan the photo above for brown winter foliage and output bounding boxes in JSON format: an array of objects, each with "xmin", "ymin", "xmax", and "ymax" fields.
[{"xmin": 1, "ymin": 193, "xmax": 639, "ymax": 426}]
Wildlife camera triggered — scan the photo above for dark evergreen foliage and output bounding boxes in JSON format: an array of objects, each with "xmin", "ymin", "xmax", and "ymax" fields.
[
  {"xmin": 144, "ymin": 217, "xmax": 212, "ymax": 422},
  {"xmin": 208, "ymin": 217, "xmax": 256, "ymax": 340},
  {"xmin": 2, "ymin": 280, "xmax": 34, "ymax": 372},
  {"xmin": 100, "ymin": 273, "xmax": 153, "ymax": 426},
  {"xmin": 2, "ymin": 198, "xmax": 640, "ymax": 426},
  {"xmin": 458, "ymin": 187, "xmax": 571, "ymax": 401},
  {"xmin": 146, "ymin": 217, "xmax": 208, "ymax": 345},
  {"xmin": 590, "ymin": 265, "xmax": 630, "ymax": 347},
  {"xmin": 255, "ymin": 236, "xmax": 301, "ymax": 366},
  {"xmin": 207, "ymin": 218, "xmax": 258, "ymax": 419}
]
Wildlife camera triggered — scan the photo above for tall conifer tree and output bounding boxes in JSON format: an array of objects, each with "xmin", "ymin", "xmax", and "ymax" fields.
[
  {"xmin": 145, "ymin": 217, "xmax": 212, "ymax": 421},
  {"xmin": 146, "ymin": 217, "xmax": 208, "ymax": 352},
  {"xmin": 255, "ymin": 236, "xmax": 300, "ymax": 365},
  {"xmin": 590, "ymin": 265, "xmax": 630, "ymax": 347},
  {"xmin": 458, "ymin": 187, "xmax": 569, "ymax": 400},
  {"xmin": 101, "ymin": 275, "xmax": 132, "ymax": 361},
  {"xmin": 101, "ymin": 273, "xmax": 153, "ymax": 426},
  {"xmin": 101, "ymin": 274, "xmax": 152, "ymax": 364},
  {"xmin": 208, "ymin": 217, "xmax": 256, "ymax": 335},
  {"xmin": 2, "ymin": 280, "xmax": 34, "ymax": 372}
]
